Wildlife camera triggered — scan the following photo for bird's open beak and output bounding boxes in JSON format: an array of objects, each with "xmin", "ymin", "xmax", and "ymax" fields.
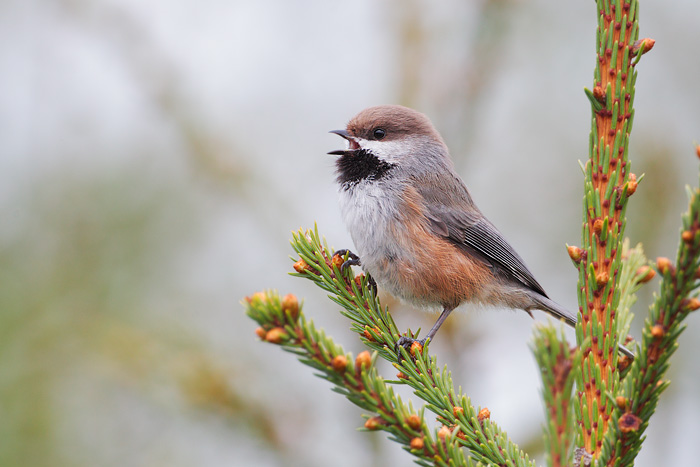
[{"xmin": 328, "ymin": 129, "xmax": 360, "ymax": 155}]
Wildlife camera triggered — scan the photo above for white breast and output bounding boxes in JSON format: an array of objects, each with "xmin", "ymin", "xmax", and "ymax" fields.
[{"xmin": 337, "ymin": 179, "xmax": 408, "ymax": 293}]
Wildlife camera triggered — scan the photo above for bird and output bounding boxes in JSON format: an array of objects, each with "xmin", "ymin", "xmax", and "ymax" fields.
[{"xmin": 328, "ymin": 104, "xmax": 634, "ymax": 359}]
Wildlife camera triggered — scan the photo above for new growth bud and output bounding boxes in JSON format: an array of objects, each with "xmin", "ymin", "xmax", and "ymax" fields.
[
  {"xmin": 410, "ymin": 437, "xmax": 424, "ymax": 450},
  {"xmin": 355, "ymin": 351, "xmax": 372, "ymax": 372},
  {"xmin": 567, "ymin": 245, "xmax": 583, "ymax": 263},
  {"xmin": 615, "ymin": 396, "xmax": 628, "ymax": 410},
  {"xmin": 364, "ymin": 416, "xmax": 383, "ymax": 430},
  {"xmin": 331, "ymin": 253, "xmax": 344, "ymax": 270},
  {"xmin": 477, "ymin": 408, "xmax": 491, "ymax": 422},
  {"xmin": 406, "ymin": 414, "xmax": 421, "ymax": 430},
  {"xmin": 265, "ymin": 327, "xmax": 287, "ymax": 344},
  {"xmin": 683, "ymin": 297, "xmax": 700, "ymax": 312},
  {"xmin": 281, "ymin": 293, "xmax": 300, "ymax": 321},
  {"xmin": 656, "ymin": 257, "xmax": 672, "ymax": 275},
  {"xmin": 635, "ymin": 265, "xmax": 656, "ymax": 283},
  {"xmin": 592, "ymin": 85, "xmax": 606, "ymax": 103},
  {"xmin": 626, "ymin": 173, "xmax": 638, "ymax": 196},
  {"xmin": 631, "ymin": 38, "xmax": 656, "ymax": 56},
  {"xmin": 332, "ymin": 355, "xmax": 348, "ymax": 373},
  {"xmin": 651, "ymin": 324, "xmax": 665, "ymax": 339},
  {"xmin": 410, "ymin": 341, "xmax": 423, "ymax": 357},
  {"xmin": 437, "ymin": 426, "xmax": 451, "ymax": 439},
  {"xmin": 619, "ymin": 412, "xmax": 642, "ymax": 433},
  {"xmin": 293, "ymin": 259, "xmax": 310, "ymax": 273}
]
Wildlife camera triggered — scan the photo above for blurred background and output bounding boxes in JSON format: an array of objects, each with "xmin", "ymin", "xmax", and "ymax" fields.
[{"xmin": 1, "ymin": 0, "xmax": 699, "ymax": 466}]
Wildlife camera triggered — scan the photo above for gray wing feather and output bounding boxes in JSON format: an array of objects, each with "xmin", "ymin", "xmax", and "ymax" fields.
[{"xmin": 416, "ymin": 173, "xmax": 549, "ymax": 298}]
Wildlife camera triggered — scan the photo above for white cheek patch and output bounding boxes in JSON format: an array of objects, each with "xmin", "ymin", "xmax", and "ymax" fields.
[{"xmin": 356, "ymin": 138, "xmax": 406, "ymax": 164}]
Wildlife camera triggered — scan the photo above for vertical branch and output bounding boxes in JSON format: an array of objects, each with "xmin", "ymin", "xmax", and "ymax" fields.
[{"xmin": 575, "ymin": 0, "xmax": 654, "ymax": 458}]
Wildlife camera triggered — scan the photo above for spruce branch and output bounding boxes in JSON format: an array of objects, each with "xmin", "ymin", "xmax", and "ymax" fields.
[
  {"xmin": 245, "ymin": 226, "xmax": 536, "ymax": 466},
  {"xmin": 575, "ymin": 0, "xmax": 654, "ymax": 457},
  {"xmin": 595, "ymin": 177, "xmax": 700, "ymax": 467},
  {"xmin": 531, "ymin": 326, "xmax": 580, "ymax": 467}
]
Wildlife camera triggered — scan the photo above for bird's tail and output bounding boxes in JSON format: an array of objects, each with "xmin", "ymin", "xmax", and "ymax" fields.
[{"xmin": 530, "ymin": 293, "xmax": 635, "ymax": 360}]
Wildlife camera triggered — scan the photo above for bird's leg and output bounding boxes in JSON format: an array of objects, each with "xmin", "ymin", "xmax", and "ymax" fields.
[{"xmin": 395, "ymin": 306, "xmax": 455, "ymax": 363}]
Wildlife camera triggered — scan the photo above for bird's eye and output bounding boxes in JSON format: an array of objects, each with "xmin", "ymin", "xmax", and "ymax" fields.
[{"xmin": 373, "ymin": 128, "xmax": 386, "ymax": 140}]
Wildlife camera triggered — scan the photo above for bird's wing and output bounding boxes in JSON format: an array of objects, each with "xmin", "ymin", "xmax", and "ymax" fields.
[{"xmin": 415, "ymin": 173, "xmax": 549, "ymax": 298}]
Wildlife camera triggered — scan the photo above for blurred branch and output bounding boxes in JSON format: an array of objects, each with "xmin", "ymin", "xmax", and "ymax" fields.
[
  {"xmin": 597, "ymin": 177, "xmax": 700, "ymax": 466},
  {"xmin": 531, "ymin": 326, "xmax": 579, "ymax": 467}
]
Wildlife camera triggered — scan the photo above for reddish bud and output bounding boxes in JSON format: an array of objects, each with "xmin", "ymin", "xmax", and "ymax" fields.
[
  {"xmin": 656, "ymin": 257, "xmax": 672, "ymax": 275},
  {"xmin": 635, "ymin": 265, "xmax": 656, "ymax": 283},
  {"xmin": 626, "ymin": 173, "xmax": 638, "ymax": 196},
  {"xmin": 406, "ymin": 414, "xmax": 421, "ymax": 430},
  {"xmin": 593, "ymin": 218, "xmax": 604, "ymax": 235},
  {"xmin": 255, "ymin": 327, "xmax": 267, "ymax": 340},
  {"xmin": 616, "ymin": 396, "xmax": 628, "ymax": 410},
  {"xmin": 596, "ymin": 271, "xmax": 610, "ymax": 288},
  {"xmin": 410, "ymin": 437, "xmax": 424, "ymax": 450},
  {"xmin": 364, "ymin": 416, "xmax": 383, "ymax": 430},
  {"xmin": 332, "ymin": 355, "xmax": 348, "ymax": 373},
  {"xmin": 619, "ymin": 412, "xmax": 642, "ymax": 433},
  {"xmin": 477, "ymin": 408, "xmax": 491, "ymax": 422},
  {"xmin": 265, "ymin": 327, "xmax": 287, "ymax": 344},
  {"xmin": 437, "ymin": 425, "xmax": 451, "ymax": 439},
  {"xmin": 682, "ymin": 230, "xmax": 695, "ymax": 244},
  {"xmin": 593, "ymin": 85, "xmax": 606, "ymax": 103},
  {"xmin": 281, "ymin": 293, "xmax": 300, "ymax": 321},
  {"xmin": 568, "ymin": 245, "xmax": 583, "ymax": 263},
  {"xmin": 355, "ymin": 351, "xmax": 372, "ymax": 372},
  {"xmin": 247, "ymin": 291, "xmax": 266, "ymax": 304},
  {"xmin": 293, "ymin": 259, "xmax": 310, "ymax": 273},
  {"xmin": 410, "ymin": 341, "xmax": 423, "ymax": 357},
  {"xmin": 684, "ymin": 297, "xmax": 700, "ymax": 311},
  {"xmin": 651, "ymin": 324, "xmax": 665, "ymax": 339},
  {"xmin": 453, "ymin": 406, "xmax": 464, "ymax": 418},
  {"xmin": 617, "ymin": 354, "xmax": 631, "ymax": 372},
  {"xmin": 696, "ymin": 144, "xmax": 700, "ymax": 160},
  {"xmin": 631, "ymin": 38, "xmax": 655, "ymax": 56},
  {"xmin": 331, "ymin": 253, "xmax": 344, "ymax": 270},
  {"xmin": 396, "ymin": 372, "xmax": 408, "ymax": 380}
]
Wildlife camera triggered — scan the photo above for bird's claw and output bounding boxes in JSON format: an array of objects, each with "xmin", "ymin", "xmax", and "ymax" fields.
[
  {"xmin": 333, "ymin": 249, "xmax": 377, "ymax": 295},
  {"xmin": 333, "ymin": 249, "xmax": 361, "ymax": 272},
  {"xmin": 395, "ymin": 336, "xmax": 427, "ymax": 365},
  {"xmin": 366, "ymin": 274, "xmax": 377, "ymax": 295}
]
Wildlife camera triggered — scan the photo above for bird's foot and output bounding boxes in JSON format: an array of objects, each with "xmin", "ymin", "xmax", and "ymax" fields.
[
  {"xmin": 366, "ymin": 274, "xmax": 377, "ymax": 295},
  {"xmin": 333, "ymin": 249, "xmax": 361, "ymax": 272},
  {"xmin": 395, "ymin": 335, "xmax": 428, "ymax": 365},
  {"xmin": 333, "ymin": 249, "xmax": 377, "ymax": 296}
]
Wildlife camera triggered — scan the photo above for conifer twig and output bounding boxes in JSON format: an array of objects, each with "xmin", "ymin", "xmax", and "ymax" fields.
[
  {"xmin": 244, "ymin": 226, "xmax": 536, "ymax": 466},
  {"xmin": 244, "ymin": 290, "xmax": 477, "ymax": 466}
]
